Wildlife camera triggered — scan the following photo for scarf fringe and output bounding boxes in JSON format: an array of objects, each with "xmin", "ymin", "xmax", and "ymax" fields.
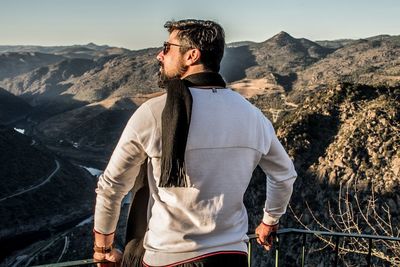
[{"xmin": 159, "ymin": 159, "xmax": 188, "ymax": 187}]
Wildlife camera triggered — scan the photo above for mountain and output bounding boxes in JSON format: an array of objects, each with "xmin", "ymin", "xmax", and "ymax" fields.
[
  {"xmin": 0, "ymin": 57, "xmax": 103, "ymax": 123},
  {"xmin": 4, "ymin": 33, "xmax": 398, "ymax": 125},
  {"xmin": 1, "ymin": 58, "xmax": 97, "ymax": 102},
  {"xmin": 246, "ymin": 31, "xmax": 333, "ymax": 77},
  {"xmin": 221, "ymin": 31, "xmax": 334, "ymax": 85},
  {"xmin": 64, "ymin": 48, "xmax": 160, "ymax": 103},
  {"xmin": 0, "ymin": 52, "xmax": 65, "ymax": 80},
  {"xmin": 0, "ymin": 87, "xmax": 32, "ymax": 124},
  {"xmin": 0, "ymin": 48, "xmax": 160, "ymax": 106}
]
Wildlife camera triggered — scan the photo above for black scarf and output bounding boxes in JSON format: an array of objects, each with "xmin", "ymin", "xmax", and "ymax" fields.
[{"xmin": 159, "ymin": 72, "xmax": 226, "ymax": 187}]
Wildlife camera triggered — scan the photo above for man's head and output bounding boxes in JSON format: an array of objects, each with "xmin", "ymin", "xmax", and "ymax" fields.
[{"xmin": 157, "ymin": 19, "xmax": 225, "ymax": 85}]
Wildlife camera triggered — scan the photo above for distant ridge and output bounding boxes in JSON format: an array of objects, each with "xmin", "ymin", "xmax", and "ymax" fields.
[
  {"xmin": 291, "ymin": 36, "xmax": 400, "ymax": 98},
  {"xmin": 0, "ymin": 43, "xmax": 130, "ymax": 59},
  {"xmin": 0, "ymin": 43, "xmax": 128, "ymax": 53},
  {"xmin": 227, "ymin": 41, "xmax": 256, "ymax": 48}
]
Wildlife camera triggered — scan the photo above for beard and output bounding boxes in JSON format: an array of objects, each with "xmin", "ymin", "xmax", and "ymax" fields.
[{"xmin": 158, "ymin": 61, "xmax": 188, "ymax": 88}]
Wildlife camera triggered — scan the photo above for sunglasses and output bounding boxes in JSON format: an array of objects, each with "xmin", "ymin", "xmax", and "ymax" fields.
[{"xmin": 163, "ymin": 41, "xmax": 190, "ymax": 54}]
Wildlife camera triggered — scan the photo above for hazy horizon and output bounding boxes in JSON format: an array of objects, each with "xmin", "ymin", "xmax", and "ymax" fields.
[
  {"xmin": 0, "ymin": 31, "xmax": 399, "ymax": 51},
  {"xmin": 1, "ymin": 0, "xmax": 399, "ymax": 50}
]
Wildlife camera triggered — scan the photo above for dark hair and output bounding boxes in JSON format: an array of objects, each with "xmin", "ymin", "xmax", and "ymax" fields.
[{"xmin": 164, "ymin": 19, "xmax": 225, "ymax": 72}]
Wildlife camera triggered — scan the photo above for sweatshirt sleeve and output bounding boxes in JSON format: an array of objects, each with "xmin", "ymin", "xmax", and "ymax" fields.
[
  {"xmin": 94, "ymin": 103, "xmax": 155, "ymax": 234},
  {"xmin": 258, "ymin": 116, "xmax": 297, "ymax": 225}
]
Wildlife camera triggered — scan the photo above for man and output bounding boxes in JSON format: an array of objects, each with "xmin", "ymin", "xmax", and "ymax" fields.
[{"xmin": 93, "ymin": 19, "xmax": 297, "ymax": 267}]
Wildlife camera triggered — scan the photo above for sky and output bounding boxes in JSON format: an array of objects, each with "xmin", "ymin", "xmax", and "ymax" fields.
[{"xmin": 1, "ymin": 0, "xmax": 399, "ymax": 50}]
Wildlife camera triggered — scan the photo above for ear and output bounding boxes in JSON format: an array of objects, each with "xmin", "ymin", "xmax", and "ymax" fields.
[{"xmin": 183, "ymin": 48, "xmax": 201, "ymax": 66}]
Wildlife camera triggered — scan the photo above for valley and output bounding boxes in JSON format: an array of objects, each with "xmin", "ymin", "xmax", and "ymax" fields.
[{"xmin": 0, "ymin": 33, "xmax": 399, "ymax": 266}]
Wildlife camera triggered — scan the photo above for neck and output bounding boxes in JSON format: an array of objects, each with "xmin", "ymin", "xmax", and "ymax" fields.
[
  {"xmin": 179, "ymin": 71, "xmax": 226, "ymax": 89},
  {"xmin": 181, "ymin": 65, "xmax": 211, "ymax": 79}
]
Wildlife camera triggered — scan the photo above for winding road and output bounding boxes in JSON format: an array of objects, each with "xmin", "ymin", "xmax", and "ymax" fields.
[
  {"xmin": 56, "ymin": 236, "xmax": 70, "ymax": 263},
  {"xmin": 0, "ymin": 160, "xmax": 60, "ymax": 202}
]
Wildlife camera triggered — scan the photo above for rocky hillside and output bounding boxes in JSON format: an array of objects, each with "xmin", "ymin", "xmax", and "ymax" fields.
[
  {"xmin": 1, "ymin": 58, "xmax": 97, "ymax": 103},
  {"xmin": 265, "ymin": 83, "xmax": 400, "ymax": 266},
  {"xmin": 0, "ymin": 58, "xmax": 102, "ymax": 123},
  {"xmin": 0, "ymin": 87, "xmax": 32, "ymax": 124},
  {"xmin": 279, "ymin": 83, "xmax": 399, "ymax": 188},
  {"xmin": 65, "ymin": 48, "xmax": 160, "ymax": 103}
]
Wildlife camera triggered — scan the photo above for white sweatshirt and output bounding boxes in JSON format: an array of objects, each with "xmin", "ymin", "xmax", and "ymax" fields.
[{"xmin": 94, "ymin": 88, "xmax": 297, "ymax": 266}]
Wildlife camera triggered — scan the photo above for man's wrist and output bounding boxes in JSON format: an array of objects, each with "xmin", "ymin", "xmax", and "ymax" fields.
[
  {"xmin": 261, "ymin": 221, "xmax": 279, "ymax": 227},
  {"xmin": 93, "ymin": 229, "xmax": 115, "ymax": 236},
  {"xmin": 93, "ymin": 228, "xmax": 115, "ymax": 248},
  {"xmin": 93, "ymin": 243, "xmax": 114, "ymax": 254},
  {"xmin": 262, "ymin": 212, "xmax": 280, "ymax": 226}
]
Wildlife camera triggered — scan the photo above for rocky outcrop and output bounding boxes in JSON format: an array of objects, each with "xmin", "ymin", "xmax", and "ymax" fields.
[
  {"xmin": 267, "ymin": 83, "xmax": 400, "ymax": 266},
  {"xmin": 278, "ymin": 83, "xmax": 399, "ymax": 189},
  {"xmin": 312, "ymin": 94, "xmax": 399, "ymax": 194}
]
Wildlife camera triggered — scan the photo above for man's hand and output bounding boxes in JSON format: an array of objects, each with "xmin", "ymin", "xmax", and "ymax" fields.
[
  {"xmin": 255, "ymin": 222, "xmax": 279, "ymax": 251},
  {"xmin": 93, "ymin": 248, "xmax": 122, "ymax": 267},
  {"xmin": 93, "ymin": 230, "xmax": 122, "ymax": 267}
]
